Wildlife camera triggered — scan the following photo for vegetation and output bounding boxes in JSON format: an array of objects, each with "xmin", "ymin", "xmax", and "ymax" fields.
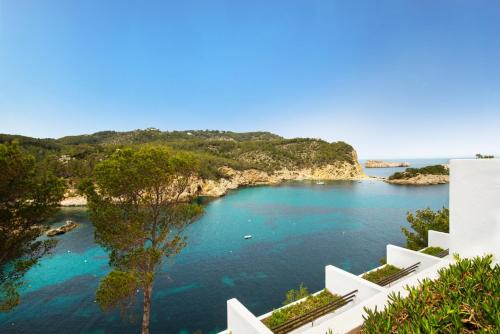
[
  {"xmin": 362, "ymin": 255, "xmax": 500, "ymax": 333},
  {"xmin": 0, "ymin": 142, "xmax": 65, "ymax": 312},
  {"xmin": 388, "ymin": 164, "xmax": 448, "ymax": 180},
  {"xmin": 263, "ymin": 287, "xmax": 341, "ymax": 329},
  {"xmin": 475, "ymin": 153, "xmax": 495, "ymax": 159},
  {"xmin": 80, "ymin": 147, "xmax": 203, "ymax": 334},
  {"xmin": 283, "ymin": 283, "xmax": 310, "ymax": 306},
  {"xmin": 402, "ymin": 207, "xmax": 449, "ymax": 250},
  {"xmin": 420, "ymin": 246, "xmax": 445, "ymax": 257},
  {"xmin": 362, "ymin": 265, "xmax": 401, "ymax": 283},
  {"xmin": 0, "ymin": 129, "xmax": 358, "ymax": 184}
]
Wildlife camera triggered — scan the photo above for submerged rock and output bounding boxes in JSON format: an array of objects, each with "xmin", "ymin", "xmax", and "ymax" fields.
[{"xmin": 46, "ymin": 220, "xmax": 79, "ymax": 237}]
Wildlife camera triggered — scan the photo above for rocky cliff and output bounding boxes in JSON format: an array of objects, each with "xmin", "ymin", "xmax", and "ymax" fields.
[
  {"xmin": 385, "ymin": 174, "xmax": 448, "ymax": 185},
  {"xmin": 61, "ymin": 151, "xmax": 366, "ymax": 205}
]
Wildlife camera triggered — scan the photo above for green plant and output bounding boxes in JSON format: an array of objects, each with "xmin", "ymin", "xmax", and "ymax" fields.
[
  {"xmin": 402, "ymin": 207, "xmax": 449, "ymax": 250},
  {"xmin": 362, "ymin": 255, "xmax": 500, "ymax": 333},
  {"xmin": 283, "ymin": 283, "xmax": 310, "ymax": 305},
  {"xmin": 420, "ymin": 246, "xmax": 445, "ymax": 256},
  {"xmin": 0, "ymin": 142, "xmax": 65, "ymax": 312},
  {"xmin": 81, "ymin": 147, "xmax": 203, "ymax": 334},
  {"xmin": 263, "ymin": 289, "xmax": 341, "ymax": 329},
  {"xmin": 362, "ymin": 265, "xmax": 401, "ymax": 283}
]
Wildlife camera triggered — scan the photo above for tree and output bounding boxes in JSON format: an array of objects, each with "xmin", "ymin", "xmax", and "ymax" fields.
[
  {"xmin": 81, "ymin": 147, "xmax": 202, "ymax": 334},
  {"xmin": 0, "ymin": 142, "xmax": 65, "ymax": 312},
  {"xmin": 401, "ymin": 207, "xmax": 449, "ymax": 250}
]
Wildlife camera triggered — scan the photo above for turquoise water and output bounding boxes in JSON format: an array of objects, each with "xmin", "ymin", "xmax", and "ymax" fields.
[{"xmin": 0, "ymin": 177, "xmax": 448, "ymax": 333}]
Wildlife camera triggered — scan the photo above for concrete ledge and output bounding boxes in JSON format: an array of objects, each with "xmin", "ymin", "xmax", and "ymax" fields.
[
  {"xmin": 386, "ymin": 244, "xmax": 440, "ymax": 273},
  {"xmin": 301, "ymin": 258, "xmax": 454, "ymax": 334},
  {"xmin": 325, "ymin": 265, "xmax": 385, "ymax": 306},
  {"xmin": 228, "ymin": 298, "xmax": 273, "ymax": 334},
  {"xmin": 428, "ymin": 230, "xmax": 450, "ymax": 249}
]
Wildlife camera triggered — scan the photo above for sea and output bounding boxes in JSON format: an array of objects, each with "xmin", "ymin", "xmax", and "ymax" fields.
[{"xmin": 0, "ymin": 159, "xmax": 450, "ymax": 334}]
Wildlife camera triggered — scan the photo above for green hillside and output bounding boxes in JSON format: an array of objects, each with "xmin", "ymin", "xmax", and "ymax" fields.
[{"xmin": 0, "ymin": 129, "xmax": 358, "ymax": 182}]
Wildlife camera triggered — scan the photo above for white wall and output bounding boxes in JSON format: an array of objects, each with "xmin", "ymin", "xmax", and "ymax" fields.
[
  {"xmin": 386, "ymin": 245, "xmax": 440, "ymax": 273},
  {"xmin": 450, "ymin": 159, "xmax": 500, "ymax": 262},
  {"xmin": 227, "ymin": 299, "xmax": 273, "ymax": 334},
  {"xmin": 427, "ymin": 230, "xmax": 450, "ymax": 249},
  {"xmin": 325, "ymin": 265, "xmax": 384, "ymax": 306}
]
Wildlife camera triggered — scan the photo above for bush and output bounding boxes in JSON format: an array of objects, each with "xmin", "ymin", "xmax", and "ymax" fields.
[
  {"xmin": 362, "ymin": 265, "xmax": 401, "ymax": 283},
  {"xmin": 402, "ymin": 207, "xmax": 449, "ymax": 250},
  {"xmin": 420, "ymin": 246, "xmax": 445, "ymax": 256},
  {"xmin": 362, "ymin": 255, "xmax": 500, "ymax": 333}
]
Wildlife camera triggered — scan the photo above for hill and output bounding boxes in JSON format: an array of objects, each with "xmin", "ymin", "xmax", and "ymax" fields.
[{"xmin": 1, "ymin": 129, "xmax": 366, "ymax": 200}]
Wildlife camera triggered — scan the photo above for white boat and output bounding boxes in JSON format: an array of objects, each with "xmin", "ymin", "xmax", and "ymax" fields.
[
  {"xmin": 244, "ymin": 235, "xmax": 252, "ymax": 239},
  {"xmin": 316, "ymin": 181, "xmax": 325, "ymax": 185}
]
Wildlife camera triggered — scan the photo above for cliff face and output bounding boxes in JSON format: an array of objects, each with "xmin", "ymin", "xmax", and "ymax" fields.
[
  {"xmin": 61, "ymin": 151, "xmax": 366, "ymax": 205},
  {"xmin": 188, "ymin": 159, "xmax": 366, "ymax": 198}
]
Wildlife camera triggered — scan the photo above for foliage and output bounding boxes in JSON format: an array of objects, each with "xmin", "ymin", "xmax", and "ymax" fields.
[
  {"xmin": 1, "ymin": 129, "xmax": 358, "ymax": 184},
  {"xmin": 388, "ymin": 165, "xmax": 448, "ymax": 180},
  {"xmin": 402, "ymin": 207, "xmax": 449, "ymax": 250},
  {"xmin": 283, "ymin": 283, "xmax": 310, "ymax": 305},
  {"xmin": 362, "ymin": 265, "xmax": 401, "ymax": 283},
  {"xmin": 420, "ymin": 246, "xmax": 445, "ymax": 257},
  {"xmin": 0, "ymin": 142, "xmax": 65, "ymax": 312},
  {"xmin": 263, "ymin": 289, "xmax": 341, "ymax": 329},
  {"xmin": 81, "ymin": 146, "xmax": 202, "ymax": 334},
  {"xmin": 362, "ymin": 255, "xmax": 500, "ymax": 333},
  {"xmin": 475, "ymin": 153, "xmax": 494, "ymax": 159}
]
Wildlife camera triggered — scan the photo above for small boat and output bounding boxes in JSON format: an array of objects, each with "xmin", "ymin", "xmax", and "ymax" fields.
[
  {"xmin": 244, "ymin": 235, "xmax": 252, "ymax": 240},
  {"xmin": 316, "ymin": 181, "xmax": 325, "ymax": 185}
]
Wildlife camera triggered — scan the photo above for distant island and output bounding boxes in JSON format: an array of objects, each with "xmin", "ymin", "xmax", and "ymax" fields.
[
  {"xmin": 1, "ymin": 129, "xmax": 367, "ymax": 205},
  {"xmin": 386, "ymin": 165, "xmax": 449, "ymax": 185},
  {"xmin": 365, "ymin": 160, "xmax": 410, "ymax": 168}
]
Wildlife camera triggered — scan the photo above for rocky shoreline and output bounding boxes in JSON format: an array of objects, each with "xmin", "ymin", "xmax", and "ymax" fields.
[
  {"xmin": 365, "ymin": 160, "xmax": 410, "ymax": 168},
  {"xmin": 60, "ymin": 160, "xmax": 367, "ymax": 206},
  {"xmin": 385, "ymin": 174, "xmax": 448, "ymax": 185}
]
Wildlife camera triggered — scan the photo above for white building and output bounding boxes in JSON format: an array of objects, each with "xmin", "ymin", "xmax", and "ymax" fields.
[{"xmin": 220, "ymin": 159, "xmax": 500, "ymax": 334}]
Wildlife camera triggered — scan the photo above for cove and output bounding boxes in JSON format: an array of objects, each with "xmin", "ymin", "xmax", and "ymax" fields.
[{"xmin": 0, "ymin": 179, "xmax": 448, "ymax": 334}]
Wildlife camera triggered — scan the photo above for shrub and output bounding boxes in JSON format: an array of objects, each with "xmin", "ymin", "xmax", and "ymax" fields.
[
  {"xmin": 362, "ymin": 255, "xmax": 500, "ymax": 333},
  {"xmin": 420, "ymin": 246, "xmax": 445, "ymax": 257},
  {"xmin": 402, "ymin": 207, "xmax": 449, "ymax": 250},
  {"xmin": 362, "ymin": 265, "xmax": 401, "ymax": 283}
]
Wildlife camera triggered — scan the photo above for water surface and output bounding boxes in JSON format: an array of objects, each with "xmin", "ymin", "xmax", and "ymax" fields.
[{"xmin": 0, "ymin": 178, "xmax": 448, "ymax": 333}]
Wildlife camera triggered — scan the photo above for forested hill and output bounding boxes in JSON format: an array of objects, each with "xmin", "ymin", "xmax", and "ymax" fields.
[{"xmin": 0, "ymin": 128, "xmax": 360, "ymax": 181}]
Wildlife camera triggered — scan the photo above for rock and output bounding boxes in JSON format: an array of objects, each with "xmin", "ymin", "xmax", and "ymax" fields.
[
  {"xmin": 365, "ymin": 160, "xmax": 410, "ymax": 168},
  {"xmin": 60, "ymin": 195, "xmax": 87, "ymax": 206},
  {"xmin": 46, "ymin": 220, "xmax": 79, "ymax": 237},
  {"xmin": 385, "ymin": 174, "xmax": 449, "ymax": 185}
]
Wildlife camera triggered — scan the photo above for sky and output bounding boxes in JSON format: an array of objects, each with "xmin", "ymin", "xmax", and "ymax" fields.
[{"xmin": 1, "ymin": 0, "xmax": 499, "ymax": 158}]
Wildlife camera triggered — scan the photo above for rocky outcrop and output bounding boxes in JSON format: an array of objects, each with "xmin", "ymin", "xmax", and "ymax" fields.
[
  {"xmin": 46, "ymin": 220, "xmax": 78, "ymax": 236},
  {"xmin": 61, "ymin": 158, "xmax": 367, "ymax": 205},
  {"xmin": 365, "ymin": 160, "xmax": 410, "ymax": 168},
  {"xmin": 385, "ymin": 174, "xmax": 448, "ymax": 185}
]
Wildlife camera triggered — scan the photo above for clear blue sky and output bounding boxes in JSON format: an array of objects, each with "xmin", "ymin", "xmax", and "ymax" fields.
[{"xmin": 1, "ymin": 0, "xmax": 499, "ymax": 158}]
